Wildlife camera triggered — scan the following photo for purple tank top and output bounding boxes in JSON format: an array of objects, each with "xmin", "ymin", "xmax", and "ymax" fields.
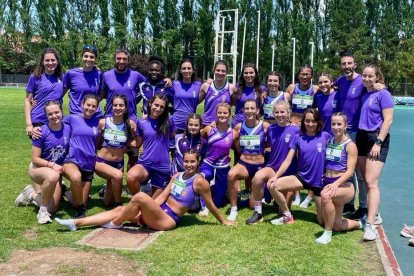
[
  {"xmin": 101, "ymin": 117, "xmax": 128, "ymax": 149},
  {"xmin": 169, "ymin": 173, "xmax": 200, "ymax": 208},
  {"xmin": 325, "ymin": 137, "xmax": 351, "ymax": 172},
  {"xmin": 202, "ymin": 82, "xmax": 231, "ymax": 126},
  {"xmin": 291, "ymin": 84, "xmax": 315, "ymax": 114},
  {"xmin": 263, "ymin": 92, "xmax": 285, "ymax": 120},
  {"xmin": 239, "ymin": 121, "xmax": 266, "ymax": 155},
  {"xmin": 174, "ymin": 134, "xmax": 203, "ymax": 171},
  {"xmin": 32, "ymin": 124, "xmax": 70, "ymax": 165},
  {"xmin": 232, "ymin": 85, "xmax": 265, "ymax": 127},
  {"xmin": 204, "ymin": 127, "xmax": 233, "ymax": 167}
]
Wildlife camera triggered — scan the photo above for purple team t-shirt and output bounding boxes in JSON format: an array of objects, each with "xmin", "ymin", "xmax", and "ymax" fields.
[
  {"xmin": 63, "ymin": 68, "xmax": 102, "ymax": 115},
  {"xmin": 26, "ymin": 73, "xmax": 64, "ymax": 124},
  {"xmin": 136, "ymin": 116, "xmax": 176, "ymax": 173},
  {"xmin": 359, "ymin": 89, "xmax": 394, "ymax": 131},
  {"xmin": 32, "ymin": 124, "xmax": 70, "ymax": 165},
  {"xmin": 313, "ymin": 90, "xmax": 339, "ymax": 133},
  {"xmin": 289, "ymin": 131, "xmax": 331, "ymax": 187},
  {"xmin": 266, "ymin": 124, "xmax": 299, "ymax": 175},
  {"xmin": 170, "ymin": 80, "xmax": 202, "ymax": 131},
  {"xmin": 100, "ymin": 68, "xmax": 145, "ymax": 121},
  {"xmin": 232, "ymin": 85, "xmax": 265, "ymax": 127},
  {"xmin": 64, "ymin": 114, "xmax": 100, "ymax": 172},
  {"xmin": 335, "ymin": 75, "xmax": 366, "ymax": 132}
]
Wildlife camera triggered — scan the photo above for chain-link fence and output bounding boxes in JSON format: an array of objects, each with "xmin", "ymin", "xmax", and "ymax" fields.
[
  {"xmin": 0, "ymin": 74, "xmax": 30, "ymax": 87},
  {"xmin": 389, "ymin": 83, "xmax": 414, "ymax": 97}
]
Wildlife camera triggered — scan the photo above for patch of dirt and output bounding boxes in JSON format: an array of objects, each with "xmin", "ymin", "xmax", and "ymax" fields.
[
  {"xmin": 22, "ymin": 230, "xmax": 37, "ymax": 240},
  {"xmin": 0, "ymin": 247, "xmax": 145, "ymax": 275}
]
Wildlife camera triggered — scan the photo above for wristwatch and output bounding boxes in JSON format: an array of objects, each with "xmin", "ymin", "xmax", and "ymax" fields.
[{"xmin": 375, "ymin": 138, "xmax": 383, "ymax": 145}]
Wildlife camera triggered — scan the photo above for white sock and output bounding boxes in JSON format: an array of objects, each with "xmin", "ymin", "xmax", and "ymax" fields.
[
  {"xmin": 254, "ymin": 201, "xmax": 262, "ymax": 214},
  {"xmin": 39, "ymin": 206, "xmax": 48, "ymax": 212},
  {"xmin": 55, "ymin": 218, "xmax": 77, "ymax": 231},
  {"xmin": 101, "ymin": 221, "xmax": 123, "ymax": 229},
  {"xmin": 283, "ymin": 211, "xmax": 292, "ymax": 217},
  {"xmin": 295, "ymin": 194, "xmax": 301, "ymax": 201},
  {"xmin": 230, "ymin": 206, "xmax": 238, "ymax": 213},
  {"xmin": 300, "ymin": 196, "xmax": 313, "ymax": 208},
  {"xmin": 315, "ymin": 230, "xmax": 332, "ymax": 244}
]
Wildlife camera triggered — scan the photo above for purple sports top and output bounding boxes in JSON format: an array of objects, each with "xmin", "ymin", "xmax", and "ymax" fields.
[
  {"xmin": 335, "ymin": 75, "xmax": 366, "ymax": 132},
  {"xmin": 63, "ymin": 68, "xmax": 102, "ymax": 115},
  {"xmin": 289, "ymin": 131, "xmax": 331, "ymax": 187},
  {"xmin": 169, "ymin": 173, "xmax": 200, "ymax": 208},
  {"xmin": 291, "ymin": 84, "xmax": 315, "ymax": 114},
  {"xmin": 359, "ymin": 89, "xmax": 394, "ymax": 131},
  {"xmin": 32, "ymin": 124, "xmax": 70, "ymax": 165},
  {"xmin": 266, "ymin": 124, "xmax": 299, "ymax": 174},
  {"xmin": 239, "ymin": 121, "xmax": 266, "ymax": 155},
  {"xmin": 201, "ymin": 82, "xmax": 231, "ymax": 126},
  {"xmin": 26, "ymin": 73, "xmax": 64, "ymax": 124},
  {"xmin": 325, "ymin": 137, "xmax": 351, "ymax": 172},
  {"xmin": 313, "ymin": 90, "xmax": 339, "ymax": 133},
  {"xmin": 136, "ymin": 116, "xmax": 176, "ymax": 173},
  {"xmin": 203, "ymin": 127, "xmax": 233, "ymax": 167},
  {"xmin": 263, "ymin": 92, "xmax": 285, "ymax": 120},
  {"xmin": 101, "ymin": 117, "xmax": 128, "ymax": 149},
  {"xmin": 174, "ymin": 134, "xmax": 203, "ymax": 171},
  {"xmin": 64, "ymin": 114, "xmax": 100, "ymax": 172},
  {"xmin": 170, "ymin": 80, "xmax": 202, "ymax": 131},
  {"xmin": 100, "ymin": 68, "xmax": 145, "ymax": 121},
  {"xmin": 137, "ymin": 79, "xmax": 171, "ymax": 115},
  {"xmin": 232, "ymin": 85, "xmax": 265, "ymax": 127}
]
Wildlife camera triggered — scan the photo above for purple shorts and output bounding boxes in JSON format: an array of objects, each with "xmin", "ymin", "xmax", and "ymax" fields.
[
  {"xmin": 160, "ymin": 202, "xmax": 180, "ymax": 224},
  {"xmin": 238, "ymin": 159, "xmax": 264, "ymax": 177},
  {"xmin": 96, "ymin": 156, "xmax": 124, "ymax": 170},
  {"xmin": 139, "ymin": 163, "xmax": 171, "ymax": 189},
  {"xmin": 321, "ymin": 176, "xmax": 353, "ymax": 186}
]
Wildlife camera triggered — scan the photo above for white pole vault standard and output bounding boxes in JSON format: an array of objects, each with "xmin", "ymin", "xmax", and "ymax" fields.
[
  {"xmin": 309, "ymin": 41, "xmax": 314, "ymax": 68},
  {"xmin": 241, "ymin": 17, "xmax": 246, "ymax": 72},
  {"xmin": 291, "ymin": 37, "xmax": 296, "ymax": 84},
  {"xmin": 220, "ymin": 16, "xmax": 225, "ymax": 60},
  {"xmin": 256, "ymin": 10, "xmax": 261, "ymax": 70},
  {"xmin": 271, "ymin": 43, "xmax": 275, "ymax": 71}
]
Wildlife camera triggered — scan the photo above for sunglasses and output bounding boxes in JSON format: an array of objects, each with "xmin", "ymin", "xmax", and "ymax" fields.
[{"xmin": 82, "ymin": 45, "xmax": 97, "ymax": 52}]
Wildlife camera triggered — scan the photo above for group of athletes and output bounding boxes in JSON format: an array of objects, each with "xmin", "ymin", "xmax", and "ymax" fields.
[{"xmin": 15, "ymin": 44, "xmax": 396, "ymax": 245}]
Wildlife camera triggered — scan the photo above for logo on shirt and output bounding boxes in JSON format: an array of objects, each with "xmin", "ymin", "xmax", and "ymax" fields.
[
  {"xmin": 193, "ymin": 91, "xmax": 196, "ymax": 98},
  {"xmin": 351, "ymin": 88, "xmax": 355, "ymax": 95},
  {"xmin": 285, "ymin": 133, "xmax": 291, "ymax": 143},
  {"xmin": 332, "ymin": 100, "xmax": 337, "ymax": 108},
  {"xmin": 127, "ymin": 80, "xmax": 131, "ymax": 88},
  {"xmin": 47, "ymin": 145, "xmax": 66, "ymax": 162},
  {"xmin": 369, "ymin": 98, "xmax": 374, "ymax": 105},
  {"xmin": 317, "ymin": 143, "xmax": 322, "ymax": 153},
  {"xmin": 92, "ymin": 127, "xmax": 98, "ymax": 135}
]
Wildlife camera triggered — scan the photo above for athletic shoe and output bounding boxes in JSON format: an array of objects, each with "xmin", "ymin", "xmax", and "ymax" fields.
[
  {"xmin": 400, "ymin": 224, "xmax": 414, "ymax": 238},
  {"xmin": 409, "ymin": 238, "xmax": 414, "ymax": 247},
  {"xmin": 291, "ymin": 196, "xmax": 301, "ymax": 206},
  {"xmin": 98, "ymin": 184, "xmax": 107, "ymax": 198},
  {"xmin": 198, "ymin": 208, "xmax": 209, "ymax": 217},
  {"xmin": 349, "ymin": 207, "xmax": 368, "ymax": 220},
  {"xmin": 74, "ymin": 207, "xmax": 86, "ymax": 218},
  {"xmin": 245, "ymin": 211, "xmax": 263, "ymax": 225},
  {"xmin": 363, "ymin": 223, "xmax": 378, "ymax": 241},
  {"xmin": 374, "ymin": 213, "xmax": 383, "ymax": 225},
  {"xmin": 270, "ymin": 215, "xmax": 294, "ymax": 225},
  {"xmin": 37, "ymin": 208, "xmax": 52, "ymax": 224},
  {"xmin": 15, "ymin": 185, "xmax": 34, "ymax": 206},
  {"xmin": 227, "ymin": 210, "xmax": 238, "ymax": 222},
  {"xmin": 343, "ymin": 204, "xmax": 356, "ymax": 216}
]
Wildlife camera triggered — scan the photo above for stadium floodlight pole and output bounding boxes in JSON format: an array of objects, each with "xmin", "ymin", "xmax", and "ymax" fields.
[
  {"xmin": 240, "ymin": 16, "xmax": 246, "ymax": 72},
  {"xmin": 291, "ymin": 37, "xmax": 296, "ymax": 84},
  {"xmin": 271, "ymin": 43, "xmax": 275, "ymax": 71},
  {"xmin": 256, "ymin": 10, "xmax": 261, "ymax": 70},
  {"xmin": 220, "ymin": 16, "xmax": 226, "ymax": 60},
  {"xmin": 309, "ymin": 41, "xmax": 314, "ymax": 68}
]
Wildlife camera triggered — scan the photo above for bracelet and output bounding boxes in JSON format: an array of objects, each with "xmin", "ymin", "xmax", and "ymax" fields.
[{"xmin": 26, "ymin": 123, "xmax": 32, "ymax": 127}]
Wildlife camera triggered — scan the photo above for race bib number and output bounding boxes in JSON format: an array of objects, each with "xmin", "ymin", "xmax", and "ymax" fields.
[
  {"xmin": 104, "ymin": 129, "xmax": 127, "ymax": 146},
  {"xmin": 240, "ymin": 135, "xmax": 260, "ymax": 151},
  {"xmin": 263, "ymin": 104, "xmax": 274, "ymax": 118},
  {"xmin": 326, "ymin": 143, "xmax": 343, "ymax": 162},
  {"xmin": 292, "ymin": 94, "xmax": 313, "ymax": 109},
  {"xmin": 170, "ymin": 179, "xmax": 186, "ymax": 197}
]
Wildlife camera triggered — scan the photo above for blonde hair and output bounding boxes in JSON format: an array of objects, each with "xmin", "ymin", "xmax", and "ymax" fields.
[{"xmin": 272, "ymin": 100, "xmax": 291, "ymax": 117}]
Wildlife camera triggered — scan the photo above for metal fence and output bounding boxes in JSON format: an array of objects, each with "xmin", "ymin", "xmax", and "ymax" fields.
[{"xmin": 389, "ymin": 83, "xmax": 414, "ymax": 97}]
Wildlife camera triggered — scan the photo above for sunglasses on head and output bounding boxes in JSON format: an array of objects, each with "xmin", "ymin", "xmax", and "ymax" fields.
[{"xmin": 82, "ymin": 45, "xmax": 97, "ymax": 52}]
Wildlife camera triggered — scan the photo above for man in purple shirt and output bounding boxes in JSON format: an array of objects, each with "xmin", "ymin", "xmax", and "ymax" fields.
[{"xmin": 335, "ymin": 52, "xmax": 368, "ymax": 219}]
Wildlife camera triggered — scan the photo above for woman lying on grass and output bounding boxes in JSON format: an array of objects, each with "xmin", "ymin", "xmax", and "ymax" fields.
[{"xmin": 55, "ymin": 149, "xmax": 235, "ymax": 231}]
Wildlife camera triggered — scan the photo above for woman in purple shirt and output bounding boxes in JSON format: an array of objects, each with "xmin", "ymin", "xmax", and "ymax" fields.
[
  {"xmin": 127, "ymin": 94, "xmax": 176, "ymax": 198},
  {"xmin": 313, "ymin": 73, "xmax": 339, "ymax": 133},
  {"xmin": 63, "ymin": 45, "xmax": 102, "ymax": 115},
  {"xmin": 267, "ymin": 108, "xmax": 330, "ymax": 225},
  {"xmin": 356, "ymin": 64, "xmax": 394, "ymax": 241},
  {"xmin": 15, "ymin": 100, "xmax": 69, "ymax": 224},
  {"xmin": 56, "ymin": 150, "xmax": 234, "ymax": 231},
  {"xmin": 63, "ymin": 94, "xmax": 100, "ymax": 218},
  {"xmin": 24, "ymin": 48, "xmax": 63, "ymax": 138},
  {"xmin": 316, "ymin": 112, "xmax": 362, "ymax": 244}
]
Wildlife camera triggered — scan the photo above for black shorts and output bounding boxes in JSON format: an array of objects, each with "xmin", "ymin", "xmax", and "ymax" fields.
[
  {"xmin": 356, "ymin": 130, "xmax": 390, "ymax": 163},
  {"xmin": 297, "ymin": 175, "xmax": 322, "ymax": 197}
]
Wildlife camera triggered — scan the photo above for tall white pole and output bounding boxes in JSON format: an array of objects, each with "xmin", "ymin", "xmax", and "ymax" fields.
[
  {"xmin": 271, "ymin": 43, "xmax": 275, "ymax": 71},
  {"xmin": 256, "ymin": 10, "xmax": 260, "ymax": 70},
  {"xmin": 214, "ymin": 15, "xmax": 220, "ymax": 62},
  {"xmin": 220, "ymin": 16, "xmax": 226, "ymax": 60},
  {"xmin": 291, "ymin": 37, "xmax": 296, "ymax": 84},
  {"xmin": 241, "ymin": 17, "xmax": 246, "ymax": 72},
  {"xmin": 309, "ymin": 41, "xmax": 314, "ymax": 68}
]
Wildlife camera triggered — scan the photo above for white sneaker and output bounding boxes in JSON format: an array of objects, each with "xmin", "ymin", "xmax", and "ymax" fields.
[
  {"xmin": 15, "ymin": 185, "xmax": 34, "ymax": 206},
  {"xmin": 198, "ymin": 208, "xmax": 209, "ymax": 217},
  {"xmin": 227, "ymin": 210, "xmax": 238, "ymax": 221},
  {"xmin": 37, "ymin": 209, "xmax": 52, "ymax": 224},
  {"xmin": 363, "ymin": 224, "xmax": 378, "ymax": 241},
  {"xmin": 270, "ymin": 215, "xmax": 294, "ymax": 225},
  {"xmin": 374, "ymin": 213, "xmax": 383, "ymax": 225},
  {"xmin": 292, "ymin": 197, "xmax": 301, "ymax": 206}
]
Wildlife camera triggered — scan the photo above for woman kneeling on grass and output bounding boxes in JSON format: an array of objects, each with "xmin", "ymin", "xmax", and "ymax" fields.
[
  {"xmin": 315, "ymin": 112, "xmax": 364, "ymax": 244},
  {"xmin": 55, "ymin": 150, "xmax": 234, "ymax": 231}
]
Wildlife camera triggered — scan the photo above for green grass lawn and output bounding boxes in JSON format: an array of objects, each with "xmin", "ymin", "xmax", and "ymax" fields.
[{"xmin": 0, "ymin": 88, "xmax": 383, "ymax": 275}]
